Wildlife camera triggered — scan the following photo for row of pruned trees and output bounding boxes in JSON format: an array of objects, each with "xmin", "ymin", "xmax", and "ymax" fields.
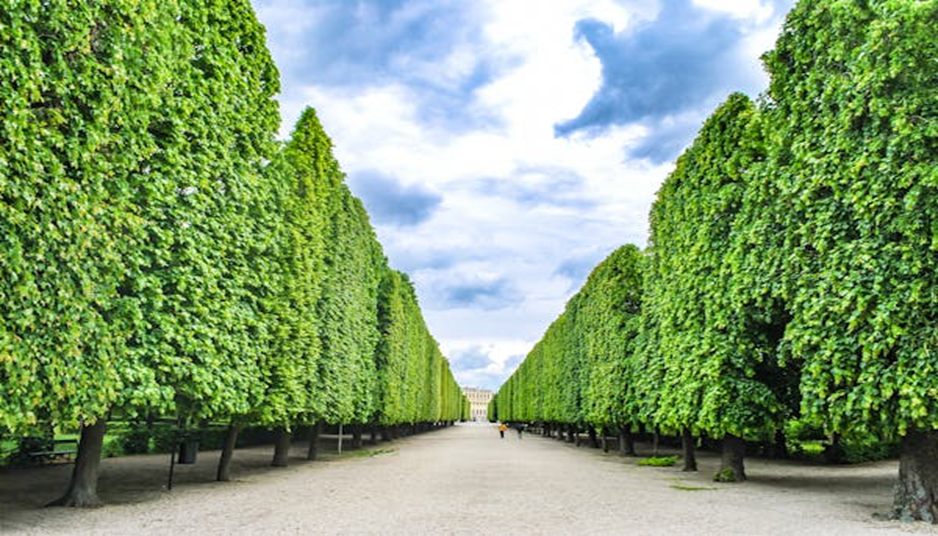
[
  {"xmin": 0, "ymin": 0, "xmax": 467, "ymax": 506},
  {"xmin": 492, "ymin": 0, "xmax": 936, "ymax": 522}
]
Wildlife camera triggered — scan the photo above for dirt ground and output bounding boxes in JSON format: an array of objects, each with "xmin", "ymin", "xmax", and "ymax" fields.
[{"xmin": 1, "ymin": 423, "xmax": 936, "ymax": 535}]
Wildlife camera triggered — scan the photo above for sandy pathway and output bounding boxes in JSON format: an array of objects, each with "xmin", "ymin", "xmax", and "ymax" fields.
[{"xmin": 1, "ymin": 424, "xmax": 935, "ymax": 535}]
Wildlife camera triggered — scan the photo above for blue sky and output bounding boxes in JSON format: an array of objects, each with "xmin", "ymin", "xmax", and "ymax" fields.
[{"xmin": 252, "ymin": 0, "xmax": 794, "ymax": 391}]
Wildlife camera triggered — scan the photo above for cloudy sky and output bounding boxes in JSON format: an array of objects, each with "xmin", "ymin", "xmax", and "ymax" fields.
[{"xmin": 252, "ymin": 0, "xmax": 795, "ymax": 391}]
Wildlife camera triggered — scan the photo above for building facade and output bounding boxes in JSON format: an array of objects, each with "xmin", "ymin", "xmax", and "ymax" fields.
[{"xmin": 462, "ymin": 387, "xmax": 494, "ymax": 422}]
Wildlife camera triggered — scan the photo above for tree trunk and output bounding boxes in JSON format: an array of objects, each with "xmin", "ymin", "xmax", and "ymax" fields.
[
  {"xmin": 773, "ymin": 428, "xmax": 788, "ymax": 459},
  {"xmin": 714, "ymin": 434, "xmax": 746, "ymax": 482},
  {"xmin": 48, "ymin": 420, "xmax": 107, "ymax": 507},
  {"xmin": 352, "ymin": 425, "xmax": 363, "ymax": 449},
  {"xmin": 681, "ymin": 427, "xmax": 698, "ymax": 472},
  {"xmin": 893, "ymin": 429, "xmax": 938, "ymax": 523},
  {"xmin": 216, "ymin": 424, "xmax": 241, "ymax": 482},
  {"xmin": 369, "ymin": 424, "xmax": 378, "ymax": 445},
  {"xmin": 306, "ymin": 422, "xmax": 321, "ymax": 460},
  {"xmin": 601, "ymin": 429, "xmax": 609, "ymax": 453},
  {"xmin": 619, "ymin": 427, "xmax": 637, "ymax": 456},
  {"xmin": 588, "ymin": 427, "xmax": 599, "ymax": 449},
  {"xmin": 824, "ymin": 432, "xmax": 844, "ymax": 464},
  {"xmin": 271, "ymin": 427, "xmax": 291, "ymax": 467}
]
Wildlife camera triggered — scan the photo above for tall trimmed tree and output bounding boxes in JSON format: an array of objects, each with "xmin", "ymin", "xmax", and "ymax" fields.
[
  {"xmin": 0, "ymin": 0, "xmax": 185, "ymax": 506},
  {"xmin": 763, "ymin": 0, "xmax": 938, "ymax": 520},
  {"xmin": 0, "ymin": 0, "xmax": 283, "ymax": 505},
  {"xmin": 580, "ymin": 245, "xmax": 644, "ymax": 451},
  {"xmin": 640, "ymin": 93, "xmax": 786, "ymax": 481},
  {"xmin": 309, "ymin": 113, "xmax": 384, "ymax": 428}
]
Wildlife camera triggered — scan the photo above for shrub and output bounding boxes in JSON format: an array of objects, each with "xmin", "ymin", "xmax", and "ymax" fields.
[
  {"xmin": 842, "ymin": 435, "xmax": 899, "ymax": 464},
  {"xmin": 638, "ymin": 456, "xmax": 677, "ymax": 467},
  {"xmin": 101, "ymin": 436, "xmax": 124, "ymax": 459},
  {"xmin": 120, "ymin": 428, "xmax": 152, "ymax": 455},
  {"xmin": 713, "ymin": 469, "xmax": 740, "ymax": 483}
]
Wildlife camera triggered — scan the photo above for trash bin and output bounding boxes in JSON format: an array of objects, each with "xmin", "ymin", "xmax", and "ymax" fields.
[{"xmin": 177, "ymin": 441, "xmax": 198, "ymax": 464}]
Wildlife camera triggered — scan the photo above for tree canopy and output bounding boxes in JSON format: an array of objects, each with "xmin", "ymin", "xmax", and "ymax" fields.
[
  {"xmin": 0, "ymin": 1, "xmax": 466, "ymax": 441},
  {"xmin": 493, "ymin": 0, "xmax": 937, "ymax": 511},
  {"xmin": 492, "ymin": 245, "xmax": 645, "ymax": 430}
]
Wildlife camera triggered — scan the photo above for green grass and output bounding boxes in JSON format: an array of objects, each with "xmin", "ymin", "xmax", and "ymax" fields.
[
  {"xmin": 637, "ymin": 455, "xmax": 677, "ymax": 467},
  {"xmin": 670, "ymin": 484, "xmax": 718, "ymax": 491},
  {"xmin": 102, "ymin": 434, "xmax": 125, "ymax": 458},
  {"xmin": 0, "ymin": 439, "xmax": 17, "ymax": 464},
  {"xmin": 340, "ymin": 447, "xmax": 396, "ymax": 458},
  {"xmin": 797, "ymin": 441, "xmax": 825, "ymax": 456}
]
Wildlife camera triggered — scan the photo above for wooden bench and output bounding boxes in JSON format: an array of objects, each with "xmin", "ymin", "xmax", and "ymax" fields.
[{"xmin": 27, "ymin": 438, "xmax": 78, "ymax": 464}]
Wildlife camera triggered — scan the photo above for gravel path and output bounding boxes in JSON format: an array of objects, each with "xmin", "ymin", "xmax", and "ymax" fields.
[{"xmin": 1, "ymin": 423, "xmax": 935, "ymax": 535}]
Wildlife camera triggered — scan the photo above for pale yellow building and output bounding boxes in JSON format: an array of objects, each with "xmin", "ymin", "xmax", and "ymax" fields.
[{"xmin": 462, "ymin": 387, "xmax": 493, "ymax": 422}]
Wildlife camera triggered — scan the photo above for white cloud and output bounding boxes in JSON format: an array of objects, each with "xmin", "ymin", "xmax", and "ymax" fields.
[
  {"xmin": 443, "ymin": 339, "xmax": 532, "ymax": 391},
  {"xmin": 692, "ymin": 0, "xmax": 776, "ymax": 21},
  {"xmin": 255, "ymin": 0, "xmax": 785, "ymax": 391}
]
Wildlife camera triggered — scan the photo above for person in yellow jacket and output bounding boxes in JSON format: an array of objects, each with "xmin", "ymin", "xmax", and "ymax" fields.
[{"xmin": 499, "ymin": 423, "xmax": 507, "ymax": 439}]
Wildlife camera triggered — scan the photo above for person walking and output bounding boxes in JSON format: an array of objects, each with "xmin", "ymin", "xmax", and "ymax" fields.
[
  {"xmin": 499, "ymin": 422, "xmax": 507, "ymax": 439},
  {"xmin": 517, "ymin": 423, "xmax": 523, "ymax": 440}
]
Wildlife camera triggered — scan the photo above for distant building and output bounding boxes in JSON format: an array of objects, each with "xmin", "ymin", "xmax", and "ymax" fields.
[{"xmin": 462, "ymin": 387, "xmax": 493, "ymax": 422}]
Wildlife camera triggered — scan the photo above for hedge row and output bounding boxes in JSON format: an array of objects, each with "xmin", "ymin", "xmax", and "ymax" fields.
[
  {"xmin": 0, "ymin": 0, "xmax": 467, "ymax": 505},
  {"xmin": 492, "ymin": 0, "xmax": 936, "ymax": 521}
]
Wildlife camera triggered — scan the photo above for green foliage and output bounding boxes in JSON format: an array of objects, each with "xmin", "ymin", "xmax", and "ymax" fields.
[
  {"xmin": 785, "ymin": 419, "xmax": 826, "ymax": 442},
  {"xmin": 840, "ymin": 434, "xmax": 899, "ymax": 464},
  {"xmin": 580, "ymin": 246, "xmax": 644, "ymax": 429},
  {"xmin": 496, "ymin": 0, "xmax": 934, "ymax": 459},
  {"xmin": 713, "ymin": 469, "xmax": 742, "ymax": 483},
  {"xmin": 791, "ymin": 441, "xmax": 826, "ymax": 459},
  {"xmin": 119, "ymin": 427, "xmax": 152, "ymax": 455},
  {"xmin": 493, "ymin": 246, "xmax": 645, "ymax": 429},
  {"xmin": 101, "ymin": 435, "xmax": 124, "ymax": 459},
  {"xmin": 638, "ymin": 456, "xmax": 677, "ymax": 467},
  {"xmin": 0, "ymin": 0, "xmax": 285, "ymax": 432},
  {"xmin": 279, "ymin": 108, "xmax": 385, "ymax": 426},
  {"xmin": 0, "ymin": 0, "xmax": 465, "ymax": 445},
  {"xmin": 0, "ymin": 0, "xmax": 179, "ymax": 432},
  {"xmin": 642, "ymin": 93, "xmax": 787, "ymax": 439},
  {"xmin": 787, "ymin": 429, "xmax": 899, "ymax": 464},
  {"xmin": 118, "ymin": 0, "xmax": 282, "ymax": 424},
  {"xmin": 316, "ymin": 187, "xmax": 383, "ymax": 425},
  {"xmin": 252, "ymin": 108, "xmax": 331, "ymax": 428},
  {"xmin": 284, "ymin": 109, "xmax": 467, "ymax": 427},
  {"xmin": 374, "ymin": 270, "xmax": 465, "ymax": 425},
  {"xmin": 762, "ymin": 0, "xmax": 938, "ymax": 438}
]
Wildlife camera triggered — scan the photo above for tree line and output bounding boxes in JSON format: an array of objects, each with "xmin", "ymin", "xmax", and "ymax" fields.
[
  {"xmin": 0, "ymin": 0, "xmax": 468, "ymax": 506},
  {"xmin": 491, "ymin": 0, "xmax": 936, "ymax": 522}
]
